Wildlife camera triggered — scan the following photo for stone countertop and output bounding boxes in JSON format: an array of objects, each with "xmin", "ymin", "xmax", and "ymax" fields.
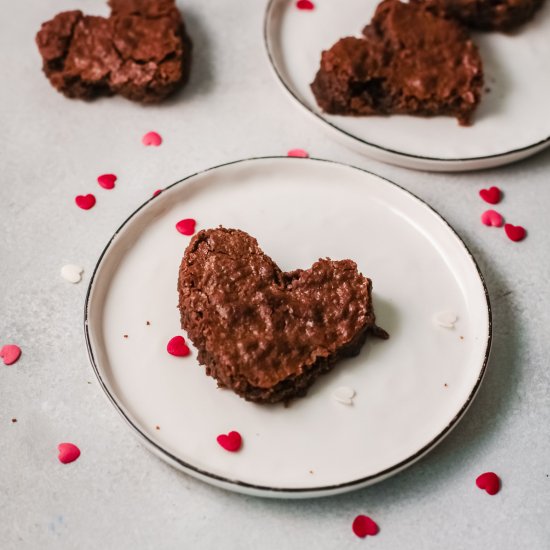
[{"xmin": 1, "ymin": 1, "xmax": 549, "ymax": 548}]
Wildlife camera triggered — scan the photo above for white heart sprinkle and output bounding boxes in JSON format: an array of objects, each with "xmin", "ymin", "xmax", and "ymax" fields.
[
  {"xmin": 333, "ymin": 386, "xmax": 355, "ymax": 405},
  {"xmin": 61, "ymin": 264, "xmax": 84, "ymax": 284},
  {"xmin": 435, "ymin": 311, "xmax": 458, "ymax": 329}
]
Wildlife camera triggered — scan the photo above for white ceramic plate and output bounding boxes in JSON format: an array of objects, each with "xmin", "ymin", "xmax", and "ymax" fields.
[
  {"xmin": 85, "ymin": 157, "xmax": 491, "ymax": 498},
  {"xmin": 264, "ymin": 0, "xmax": 550, "ymax": 171}
]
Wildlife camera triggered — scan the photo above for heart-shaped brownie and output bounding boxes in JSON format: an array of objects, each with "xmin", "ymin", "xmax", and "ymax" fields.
[
  {"xmin": 310, "ymin": 0, "xmax": 483, "ymax": 126},
  {"xmin": 35, "ymin": 0, "xmax": 192, "ymax": 103},
  {"xmin": 178, "ymin": 228, "xmax": 387, "ymax": 404}
]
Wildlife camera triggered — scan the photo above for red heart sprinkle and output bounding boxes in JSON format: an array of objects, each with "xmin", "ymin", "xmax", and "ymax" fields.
[
  {"xmin": 217, "ymin": 431, "xmax": 242, "ymax": 452},
  {"xmin": 142, "ymin": 131, "xmax": 162, "ymax": 146},
  {"xmin": 1, "ymin": 344, "xmax": 21, "ymax": 366},
  {"xmin": 476, "ymin": 472, "xmax": 500, "ymax": 495},
  {"xmin": 479, "ymin": 186, "xmax": 501, "ymax": 204},
  {"xmin": 176, "ymin": 218, "xmax": 196, "ymax": 236},
  {"xmin": 481, "ymin": 209, "xmax": 503, "ymax": 227},
  {"xmin": 75, "ymin": 194, "xmax": 96, "ymax": 210},
  {"xmin": 97, "ymin": 174, "xmax": 117, "ymax": 189},
  {"xmin": 153, "ymin": 189, "xmax": 162, "ymax": 197},
  {"xmin": 167, "ymin": 336, "xmax": 190, "ymax": 357},
  {"xmin": 504, "ymin": 223, "xmax": 526, "ymax": 242},
  {"xmin": 287, "ymin": 148, "xmax": 309, "ymax": 158},
  {"xmin": 296, "ymin": 0, "xmax": 315, "ymax": 10},
  {"xmin": 58, "ymin": 443, "xmax": 81, "ymax": 464},
  {"xmin": 352, "ymin": 515, "xmax": 379, "ymax": 538}
]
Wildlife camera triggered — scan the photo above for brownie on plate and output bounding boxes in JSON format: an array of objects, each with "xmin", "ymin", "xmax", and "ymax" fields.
[
  {"xmin": 310, "ymin": 0, "xmax": 483, "ymax": 126},
  {"xmin": 177, "ymin": 228, "xmax": 388, "ymax": 404}
]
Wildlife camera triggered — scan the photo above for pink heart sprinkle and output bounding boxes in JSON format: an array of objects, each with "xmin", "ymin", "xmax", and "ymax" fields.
[
  {"xmin": 167, "ymin": 336, "xmax": 190, "ymax": 357},
  {"xmin": 481, "ymin": 209, "xmax": 503, "ymax": 227},
  {"xmin": 142, "ymin": 131, "xmax": 162, "ymax": 146},
  {"xmin": 1, "ymin": 344, "xmax": 22, "ymax": 366},
  {"xmin": 176, "ymin": 218, "xmax": 196, "ymax": 236},
  {"xmin": 97, "ymin": 174, "xmax": 117, "ymax": 190},
  {"xmin": 479, "ymin": 186, "xmax": 501, "ymax": 205},
  {"xmin": 296, "ymin": 0, "xmax": 315, "ymax": 10},
  {"xmin": 75, "ymin": 194, "xmax": 96, "ymax": 210},
  {"xmin": 217, "ymin": 431, "xmax": 242, "ymax": 452},
  {"xmin": 476, "ymin": 472, "xmax": 500, "ymax": 495},
  {"xmin": 504, "ymin": 223, "xmax": 526, "ymax": 242},
  {"xmin": 58, "ymin": 443, "xmax": 81, "ymax": 464},
  {"xmin": 352, "ymin": 515, "xmax": 379, "ymax": 538},
  {"xmin": 153, "ymin": 189, "xmax": 162, "ymax": 197},
  {"xmin": 287, "ymin": 148, "xmax": 309, "ymax": 158}
]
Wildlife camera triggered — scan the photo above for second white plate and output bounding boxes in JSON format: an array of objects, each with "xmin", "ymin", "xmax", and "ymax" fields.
[
  {"xmin": 264, "ymin": 0, "xmax": 550, "ymax": 171},
  {"xmin": 85, "ymin": 157, "xmax": 491, "ymax": 498}
]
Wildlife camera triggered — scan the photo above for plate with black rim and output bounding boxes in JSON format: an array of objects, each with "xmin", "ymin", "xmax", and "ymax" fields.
[
  {"xmin": 85, "ymin": 157, "xmax": 491, "ymax": 498},
  {"xmin": 264, "ymin": 0, "xmax": 550, "ymax": 172}
]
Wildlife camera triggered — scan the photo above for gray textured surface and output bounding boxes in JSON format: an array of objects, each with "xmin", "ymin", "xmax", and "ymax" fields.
[{"xmin": 1, "ymin": 1, "xmax": 549, "ymax": 548}]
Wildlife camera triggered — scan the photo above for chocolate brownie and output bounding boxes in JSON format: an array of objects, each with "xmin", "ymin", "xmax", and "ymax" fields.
[
  {"xmin": 310, "ymin": 0, "xmax": 483, "ymax": 126},
  {"xmin": 428, "ymin": 0, "xmax": 545, "ymax": 31},
  {"xmin": 35, "ymin": 0, "xmax": 192, "ymax": 103},
  {"xmin": 177, "ymin": 228, "xmax": 387, "ymax": 404}
]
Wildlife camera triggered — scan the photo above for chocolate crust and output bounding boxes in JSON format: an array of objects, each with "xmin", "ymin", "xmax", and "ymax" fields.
[
  {"xmin": 177, "ymin": 228, "xmax": 388, "ymax": 404},
  {"xmin": 310, "ymin": 0, "xmax": 483, "ymax": 126},
  {"xmin": 35, "ymin": 0, "xmax": 192, "ymax": 103}
]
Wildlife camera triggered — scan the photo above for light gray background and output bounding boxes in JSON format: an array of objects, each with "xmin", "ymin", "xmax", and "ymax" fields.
[{"xmin": 1, "ymin": 1, "xmax": 549, "ymax": 548}]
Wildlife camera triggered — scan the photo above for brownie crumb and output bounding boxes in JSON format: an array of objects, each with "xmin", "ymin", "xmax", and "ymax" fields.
[
  {"xmin": 123, "ymin": 334, "xmax": 128, "ymax": 339},
  {"xmin": 146, "ymin": 321, "xmax": 151, "ymax": 326},
  {"xmin": 155, "ymin": 425, "xmax": 160, "ymax": 430},
  {"xmin": 11, "ymin": 418, "xmax": 17, "ymax": 423}
]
